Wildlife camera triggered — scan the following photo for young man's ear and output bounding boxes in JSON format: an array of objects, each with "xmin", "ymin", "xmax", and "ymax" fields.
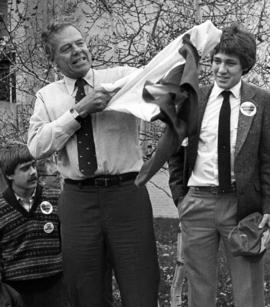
[{"xmin": 6, "ymin": 174, "xmax": 14, "ymax": 181}]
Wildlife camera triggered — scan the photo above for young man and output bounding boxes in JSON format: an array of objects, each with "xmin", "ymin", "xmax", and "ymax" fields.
[
  {"xmin": 168, "ymin": 25, "xmax": 270, "ymax": 307},
  {"xmin": 0, "ymin": 144, "xmax": 67, "ymax": 307},
  {"xmin": 27, "ymin": 23, "xmax": 159, "ymax": 307}
]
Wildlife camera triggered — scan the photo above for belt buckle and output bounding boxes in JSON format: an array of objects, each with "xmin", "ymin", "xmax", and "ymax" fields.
[
  {"xmin": 218, "ymin": 184, "xmax": 236, "ymax": 194},
  {"xmin": 94, "ymin": 177, "xmax": 110, "ymax": 187},
  {"xmin": 217, "ymin": 187, "xmax": 226, "ymax": 194}
]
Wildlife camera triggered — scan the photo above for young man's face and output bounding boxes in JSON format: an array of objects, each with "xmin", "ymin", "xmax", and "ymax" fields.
[
  {"xmin": 52, "ymin": 26, "xmax": 92, "ymax": 79},
  {"xmin": 212, "ymin": 52, "xmax": 243, "ymax": 90},
  {"xmin": 7, "ymin": 160, "xmax": 38, "ymax": 194}
]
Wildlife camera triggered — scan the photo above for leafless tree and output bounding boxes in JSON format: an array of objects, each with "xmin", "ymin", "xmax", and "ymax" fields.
[
  {"xmin": 1, "ymin": 1, "xmax": 270, "ymax": 306},
  {"xmin": 1, "ymin": 0, "xmax": 270, "ymax": 146}
]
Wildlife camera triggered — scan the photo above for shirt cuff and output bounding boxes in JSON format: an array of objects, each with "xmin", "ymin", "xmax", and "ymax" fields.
[{"xmin": 55, "ymin": 110, "xmax": 81, "ymax": 135}]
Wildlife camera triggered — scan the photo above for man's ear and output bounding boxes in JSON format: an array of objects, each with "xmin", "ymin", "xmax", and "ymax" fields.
[{"xmin": 6, "ymin": 174, "xmax": 14, "ymax": 181}]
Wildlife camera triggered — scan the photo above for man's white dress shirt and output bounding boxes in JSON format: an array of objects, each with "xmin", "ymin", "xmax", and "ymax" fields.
[
  {"xmin": 28, "ymin": 66, "xmax": 143, "ymax": 180},
  {"xmin": 188, "ymin": 81, "xmax": 241, "ymax": 186}
]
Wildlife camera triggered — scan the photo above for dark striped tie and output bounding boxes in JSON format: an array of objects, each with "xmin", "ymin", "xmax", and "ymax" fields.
[
  {"xmin": 75, "ymin": 78, "xmax": 97, "ymax": 176},
  {"xmin": 218, "ymin": 91, "xmax": 231, "ymax": 191}
]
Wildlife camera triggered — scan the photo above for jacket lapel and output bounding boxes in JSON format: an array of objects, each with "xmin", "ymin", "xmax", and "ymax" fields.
[
  {"xmin": 234, "ymin": 82, "xmax": 256, "ymax": 158},
  {"xmin": 188, "ymin": 85, "xmax": 212, "ymax": 168},
  {"xmin": 198, "ymin": 85, "xmax": 212, "ymax": 132}
]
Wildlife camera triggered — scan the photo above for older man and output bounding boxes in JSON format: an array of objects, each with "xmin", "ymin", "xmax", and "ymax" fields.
[{"xmin": 28, "ymin": 23, "xmax": 159, "ymax": 307}]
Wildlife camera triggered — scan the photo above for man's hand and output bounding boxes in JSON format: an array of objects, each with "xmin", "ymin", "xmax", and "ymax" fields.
[
  {"xmin": 258, "ymin": 213, "xmax": 270, "ymax": 229},
  {"xmin": 74, "ymin": 88, "xmax": 113, "ymax": 117}
]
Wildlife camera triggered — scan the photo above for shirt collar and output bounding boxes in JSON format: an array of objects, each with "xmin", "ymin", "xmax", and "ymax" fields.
[
  {"xmin": 15, "ymin": 189, "xmax": 36, "ymax": 203},
  {"xmin": 64, "ymin": 68, "xmax": 95, "ymax": 96},
  {"xmin": 212, "ymin": 80, "xmax": 242, "ymax": 100}
]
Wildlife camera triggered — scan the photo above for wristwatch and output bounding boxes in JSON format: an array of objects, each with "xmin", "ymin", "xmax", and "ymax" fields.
[{"xmin": 70, "ymin": 108, "xmax": 82, "ymax": 122}]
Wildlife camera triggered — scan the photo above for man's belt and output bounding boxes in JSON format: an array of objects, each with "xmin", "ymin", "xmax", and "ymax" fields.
[
  {"xmin": 64, "ymin": 172, "xmax": 138, "ymax": 188},
  {"xmin": 190, "ymin": 182, "xmax": 236, "ymax": 194}
]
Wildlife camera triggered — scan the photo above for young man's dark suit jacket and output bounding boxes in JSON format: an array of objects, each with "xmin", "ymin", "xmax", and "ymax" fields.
[{"xmin": 168, "ymin": 81, "xmax": 270, "ymax": 221}]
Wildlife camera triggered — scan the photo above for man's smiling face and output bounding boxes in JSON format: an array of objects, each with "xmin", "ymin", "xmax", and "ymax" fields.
[
  {"xmin": 52, "ymin": 25, "xmax": 92, "ymax": 79},
  {"xmin": 212, "ymin": 52, "xmax": 243, "ymax": 90}
]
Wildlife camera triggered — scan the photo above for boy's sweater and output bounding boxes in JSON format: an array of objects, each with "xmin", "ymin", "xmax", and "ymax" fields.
[{"xmin": 0, "ymin": 185, "xmax": 62, "ymax": 282}]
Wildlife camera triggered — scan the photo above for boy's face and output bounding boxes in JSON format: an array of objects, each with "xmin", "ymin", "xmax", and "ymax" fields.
[
  {"xmin": 7, "ymin": 160, "xmax": 38, "ymax": 193},
  {"xmin": 212, "ymin": 52, "xmax": 243, "ymax": 90}
]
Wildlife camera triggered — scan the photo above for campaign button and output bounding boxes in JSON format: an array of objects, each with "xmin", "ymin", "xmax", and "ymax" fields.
[
  {"xmin": 40, "ymin": 201, "xmax": 53, "ymax": 215},
  {"xmin": 240, "ymin": 101, "xmax": 256, "ymax": 117},
  {"xmin": 44, "ymin": 222, "xmax": 54, "ymax": 234}
]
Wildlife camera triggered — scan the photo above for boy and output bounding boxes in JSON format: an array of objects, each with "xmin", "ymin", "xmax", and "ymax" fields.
[{"xmin": 0, "ymin": 143, "xmax": 67, "ymax": 307}]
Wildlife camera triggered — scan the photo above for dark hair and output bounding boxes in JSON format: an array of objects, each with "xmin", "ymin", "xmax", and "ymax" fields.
[
  {"xmin": 41, "ymin": 22, "xmax": 81, "ymax": 62},
  {"xmin": 0, "ymin": 144, "xmax": 34, "ymax": 182},
  {"xmin": 211, "ymin": 24, "xmax": 256, "ymax": 75}
]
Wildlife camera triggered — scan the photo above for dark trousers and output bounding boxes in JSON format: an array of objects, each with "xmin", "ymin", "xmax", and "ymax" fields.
[
  {"xmin": 58, "ymin": 181, "xmax": 160, "ymax": 307},
  {"xmin": 7, "ymin": 274, "xmax": 68, "ymax": 307}
]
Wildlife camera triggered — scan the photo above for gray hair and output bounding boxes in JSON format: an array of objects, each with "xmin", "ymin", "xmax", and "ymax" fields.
[{"xmin": 41, "ymin": 23, "xmax": 82, "ymax": 62}]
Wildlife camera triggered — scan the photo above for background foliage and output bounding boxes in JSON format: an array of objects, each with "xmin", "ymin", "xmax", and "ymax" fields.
[
  {"xmin": 1, "ymin": 1, "xmax": 270, "ymax": 305},
  {"xmin": 1, "ymin": 0, "xmax": 270, "ymax": 146}
]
